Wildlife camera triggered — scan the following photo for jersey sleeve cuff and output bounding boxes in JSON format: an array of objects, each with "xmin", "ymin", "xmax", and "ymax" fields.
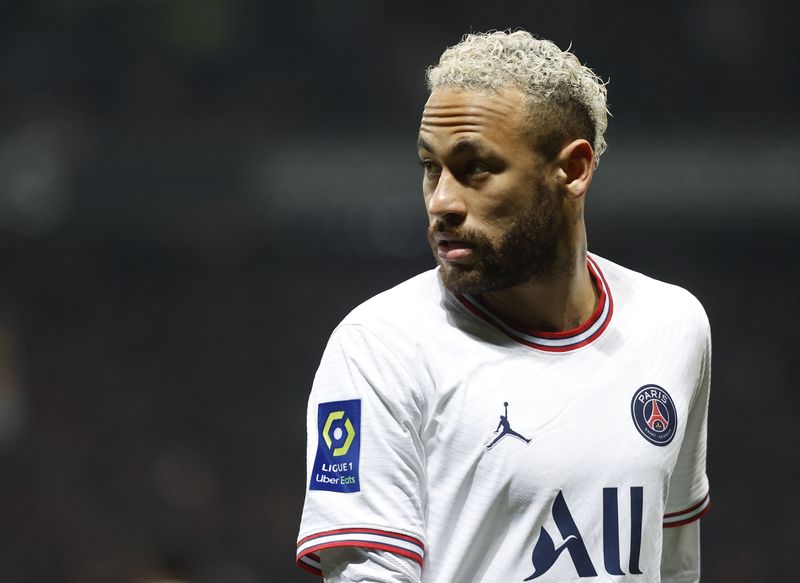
[
  {"xmin": 663, "ymin": 492, "xmax": 710, "ymax": 528},
  {"xmin": 296, "ymin": 527, "xmax": 425, "ymax": 576}
]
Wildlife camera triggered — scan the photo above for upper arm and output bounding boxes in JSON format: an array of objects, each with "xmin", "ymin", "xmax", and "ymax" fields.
[
  {"xmin": 661, "ymin": 305, "xmax": 711, "ymax": 581},
  {"xmin": 661, "ymin": 521, "xmax": 701, "ymax": 583},
  {"xmin": 321, "ymin": 548, "xmax": 422, "ymax": 583},
  {"xmin": 296, "ymin": 324, "xmax": 428, "ymax": 576},
  {"xmin": 664, "ymin": 308, "xmax": 711, "ymax": 526}
]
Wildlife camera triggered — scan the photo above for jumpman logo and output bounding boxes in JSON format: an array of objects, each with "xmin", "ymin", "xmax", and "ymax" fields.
[{"xmin": 486, "ymin": 402, "xmax": 531, "ymax": 450}]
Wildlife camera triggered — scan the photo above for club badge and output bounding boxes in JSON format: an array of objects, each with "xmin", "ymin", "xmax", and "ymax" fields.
[{"xmin": 631, "ymin": 385, "xmax": 677, "ymax": 446}]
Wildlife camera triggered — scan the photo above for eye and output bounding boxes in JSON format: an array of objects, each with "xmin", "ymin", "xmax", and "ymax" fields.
[
  {"xmin": 465, "ymin": 160, "xmax": 489, "ymax": 175},
  {"xmin": 420, "ymin": 159, "xmax": 442, "ymax": 177}
]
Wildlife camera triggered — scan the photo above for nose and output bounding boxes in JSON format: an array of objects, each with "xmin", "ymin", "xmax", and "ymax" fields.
[{"xmin": 427, "ymin": 171, "xmax": 467, "ymax": 226}]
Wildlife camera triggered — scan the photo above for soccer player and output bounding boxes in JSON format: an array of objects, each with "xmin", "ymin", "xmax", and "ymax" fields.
[{"xmin": 296, "ymin": 30, "xmax": 711, "ymax": 583}]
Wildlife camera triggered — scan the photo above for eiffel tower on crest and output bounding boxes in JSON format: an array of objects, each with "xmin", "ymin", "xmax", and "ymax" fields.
[{"xmin": 646, "ymin": 400, "xmax": 668, "ymax": 431}]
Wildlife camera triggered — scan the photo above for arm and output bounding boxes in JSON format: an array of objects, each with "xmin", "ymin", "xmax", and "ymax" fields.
[
  {"xmin": 296, "ymin": 324, "xmax": 428, "ymax": 577},
  {"xmin": 321, "ymin": 548, "xmax": 421, "ymax": 583},
  {"xmin": 661, "ymin": 522, "xmax": 700, "ymax": 583},
  {"xmin": 661, "ymin": 305, "xmax": 711, "ymax": 581}
]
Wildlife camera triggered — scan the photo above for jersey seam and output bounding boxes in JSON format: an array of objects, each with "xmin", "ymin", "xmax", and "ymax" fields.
[
  {"xmin": 688, "ymin": 326, "xmax": 712, "ymax": 413},
  {"xmin": 663, "ymin": 490, "xmax": 710, "ymax": 517},
  {"xmin": 324, "ymin": 323, "xmax": 431, "ymax": 521},
  {"xmin": 331, "ymin": 322, "xmax": 427, "ymax": 412}
]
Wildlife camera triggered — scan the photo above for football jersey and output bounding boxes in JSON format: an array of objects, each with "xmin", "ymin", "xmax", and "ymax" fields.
[{"xmin": 296, "ymin": 254, "xmax": 711, "ymax": 582}]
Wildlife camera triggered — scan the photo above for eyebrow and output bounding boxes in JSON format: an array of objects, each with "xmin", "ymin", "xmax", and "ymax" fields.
[
  {"xmin": 417, "ymin": 138, "xmax": 492, "ymax": 158},
  {"xmin": 450, "ymin": 139, "xmax": 484, "ymax": 157}
]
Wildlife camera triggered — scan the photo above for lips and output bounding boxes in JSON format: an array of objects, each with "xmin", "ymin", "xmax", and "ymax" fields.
[{"xmin": 435, "ymin": 234, "xmax": 473, "ymax": 261}]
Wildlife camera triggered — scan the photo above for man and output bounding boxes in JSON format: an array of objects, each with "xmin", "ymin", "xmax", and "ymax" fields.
[{"xmin": 296, "ymin": 30, "xmax": 710, "ymax": 582}]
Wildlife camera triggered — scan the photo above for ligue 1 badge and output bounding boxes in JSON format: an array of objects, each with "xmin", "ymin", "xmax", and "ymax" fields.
[
  {"xmin": 310, "ymin": 399, "xmax": 362, "ymax": 493},
  {"xmin": 631, "ymin": 384, "xmax": 677, "ymax": 446}
]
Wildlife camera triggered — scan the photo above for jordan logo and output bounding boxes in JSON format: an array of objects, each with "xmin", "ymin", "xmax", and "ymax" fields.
[{"xmin": 486, "ymin": 402, "xmax": 531, "ymax": 450}]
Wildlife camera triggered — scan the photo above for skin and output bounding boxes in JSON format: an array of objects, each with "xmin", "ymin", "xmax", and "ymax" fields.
[{"xmin": 418, "ymin": 86, "xmax": 598, "ymax": 332}]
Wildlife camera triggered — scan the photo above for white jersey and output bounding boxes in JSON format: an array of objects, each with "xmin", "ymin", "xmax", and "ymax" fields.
[{"xmin": 296, "ymin": 254, "xmax": 711, "ymax": 582}]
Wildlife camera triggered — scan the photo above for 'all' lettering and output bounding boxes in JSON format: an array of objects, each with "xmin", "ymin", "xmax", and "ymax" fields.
[{"xmin": 525, "ymin": 487, "xmax": 644, "ymax": 580}]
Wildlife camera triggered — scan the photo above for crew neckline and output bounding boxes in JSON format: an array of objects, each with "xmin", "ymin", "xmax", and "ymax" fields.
[{"xmin": 456, "ymin": 255, "xmax": 613, "ymax": 353}]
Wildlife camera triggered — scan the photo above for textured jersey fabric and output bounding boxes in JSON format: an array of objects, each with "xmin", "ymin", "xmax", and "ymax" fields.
[
  {"xmin": 319, "ymin": 523, "xmax": 700, "ymax": 583},
  {"xmin": 296, "ymin": 254, "xmax": 711, "ymax": 582}
]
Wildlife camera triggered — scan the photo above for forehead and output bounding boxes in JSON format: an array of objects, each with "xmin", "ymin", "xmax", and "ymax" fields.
[{"xmin": 419, "ymin": 87, "xmax": 528, "ymax": 149}]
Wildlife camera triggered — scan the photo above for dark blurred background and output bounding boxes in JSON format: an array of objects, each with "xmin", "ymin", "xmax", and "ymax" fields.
[{"xmin": 1, "ymin": 1, "xmax": 798, "ymax": 581}]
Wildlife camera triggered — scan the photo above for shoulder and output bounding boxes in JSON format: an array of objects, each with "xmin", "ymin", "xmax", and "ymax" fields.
[
  {"xmin": 320, "ymin": 268, "xmax": 459, "ymax": 395},
  {"xmin": 592, "ymin": 253, "xmax": 710, "ymax": 341},
  {"xmin": 337, "ymin": 268, "xmax": 447, "ymax": 335},
  {"xmin": 313, "ymin": 270, "xmax": 444, "ymax": 411},
  {"xmin": 317, "ymin": 268, "xmax": 448, "ymax": 371}
]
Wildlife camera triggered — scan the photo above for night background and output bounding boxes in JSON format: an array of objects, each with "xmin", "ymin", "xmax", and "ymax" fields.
[{"xmin": 0, "ymin": 1, "xmax": 797, "ymax": 581}]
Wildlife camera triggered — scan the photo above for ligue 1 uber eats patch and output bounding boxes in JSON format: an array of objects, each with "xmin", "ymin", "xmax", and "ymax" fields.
[{"xmin": 310, "ymin": 399, "xmax": 361, "ymax": 492}]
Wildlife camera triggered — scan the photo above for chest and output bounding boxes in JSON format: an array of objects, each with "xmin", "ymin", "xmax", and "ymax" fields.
[{"xmin": 421, "ymin": 343, "xmax": 694, "ymax": 502}]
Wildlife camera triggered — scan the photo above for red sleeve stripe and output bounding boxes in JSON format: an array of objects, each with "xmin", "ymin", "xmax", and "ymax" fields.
[
  {"xmin": 297, "ymin": 553, "xmax": 322, "ymax": 576},
  {"xmin": 296, "ymin": 528, "xmax": 425, "ymax": 575},
  {"xmin": 663, "ymin": 492, "xmax": 711, "ymax": 528},
  {"xmin": 297, "ymin": 527, "xmax": 425, "ymax": 548}
]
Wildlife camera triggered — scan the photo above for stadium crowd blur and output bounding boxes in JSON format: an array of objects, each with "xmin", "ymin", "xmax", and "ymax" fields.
[{"xmin": 1, "ymin": 1, "xmax": 797, "ymax": 581}]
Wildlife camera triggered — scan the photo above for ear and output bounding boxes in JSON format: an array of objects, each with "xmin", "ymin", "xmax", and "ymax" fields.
[{"xmin": 556, "ymin": 139, "xmax": 595, "ymax": 200}]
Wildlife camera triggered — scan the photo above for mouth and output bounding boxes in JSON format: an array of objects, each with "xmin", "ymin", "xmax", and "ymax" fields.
[{"xmin": 434, "ymin": 234, "xmax": 474, "ymax": 262}]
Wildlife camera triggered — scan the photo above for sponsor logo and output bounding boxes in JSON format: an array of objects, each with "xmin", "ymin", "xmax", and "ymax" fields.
[
  {"xmin": 526, "ymin": 488, "xmax": 644, "ymax": 580},
  {"xmin": 310, "ymin": 399, "xmax": 361, "ymax": 492},
  {"xmin": 631, "ymin": 385, "xmax": 677, "ymax": 446},
  {"xmin": 486, "ymin": 402, "xmax": 531, "ymax": 450}
]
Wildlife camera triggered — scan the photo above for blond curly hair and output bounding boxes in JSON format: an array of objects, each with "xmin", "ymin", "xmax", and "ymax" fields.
[{"xmin": 427, "ymin": 30, "xmax": 609, "ymax": 164}]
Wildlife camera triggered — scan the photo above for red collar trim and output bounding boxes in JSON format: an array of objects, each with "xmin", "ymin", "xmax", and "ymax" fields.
[{"xmin": 456, "ymin": 255, "xmax": 614, "ymax": 353}]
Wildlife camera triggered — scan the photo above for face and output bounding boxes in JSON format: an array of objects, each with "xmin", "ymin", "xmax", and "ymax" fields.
[{"xmin": 418, "ymin": 87, "xmax": 567, "ymax": 295}]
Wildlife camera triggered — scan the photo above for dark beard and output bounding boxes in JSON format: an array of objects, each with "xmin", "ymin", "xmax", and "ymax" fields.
[{"xmin": 428, "ymin": 182, "xmax": 567, "ymax": 295}]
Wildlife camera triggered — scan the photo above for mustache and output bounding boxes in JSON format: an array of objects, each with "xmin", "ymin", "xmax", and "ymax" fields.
[{"xmin": 427, "ymin": 221, "xmax": 482, "ymax": 244}]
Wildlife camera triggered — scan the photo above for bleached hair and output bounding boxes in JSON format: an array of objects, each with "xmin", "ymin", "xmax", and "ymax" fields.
[{"xmin": 427, "ymin": 30, "xmax": 609, "ymax": 164}]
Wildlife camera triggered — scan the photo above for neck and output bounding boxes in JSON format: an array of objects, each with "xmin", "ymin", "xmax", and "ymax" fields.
[{"xmin": 478, "ymin": 246, "xmax": 597, "ymax": 332}]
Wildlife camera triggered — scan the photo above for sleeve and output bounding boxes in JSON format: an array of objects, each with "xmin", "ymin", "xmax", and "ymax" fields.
[
  {"xmin": 663, "ymin": 314, "xmax": 711, "ymax": 528},
  {"xmin": 296, "ymin": 324, "xmax": 427, "ymax": 577},
  {"xmin": 320, "ymin": 548, "xmax": 421, "ymax": 583}
]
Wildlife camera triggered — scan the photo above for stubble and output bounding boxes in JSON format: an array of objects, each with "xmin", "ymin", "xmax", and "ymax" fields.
[{"xmin": 428, "ymin": 181, "xmax": 569, "ymax": 295}]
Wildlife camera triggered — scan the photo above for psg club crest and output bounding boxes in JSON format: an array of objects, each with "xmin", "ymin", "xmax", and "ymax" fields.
[{"xmin": 631, "ymin": 385, "xmax": 677, "ymax": 446}]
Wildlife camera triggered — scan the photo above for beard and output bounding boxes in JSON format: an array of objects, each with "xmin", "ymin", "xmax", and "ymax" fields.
[{"xmin": 428, "ymin": 181, "xmax": 568, "ymax": 295}]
